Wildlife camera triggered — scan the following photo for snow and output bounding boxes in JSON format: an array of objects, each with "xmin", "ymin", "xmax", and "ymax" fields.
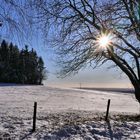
[{"xmin": 0, "ymin": 85, "xmax": 140, "ymax": 139}]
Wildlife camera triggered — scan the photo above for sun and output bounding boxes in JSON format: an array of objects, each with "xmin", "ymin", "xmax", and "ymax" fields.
[
  {"xmin": 96, "ymin": 32, "xmax": 113, "ymax": 51},
  {"xmin": 98, "ymin": 35, "xmax": 110, "ymax": 47}
]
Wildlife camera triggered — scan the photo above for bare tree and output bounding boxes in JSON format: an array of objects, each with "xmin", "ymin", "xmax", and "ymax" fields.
[
  {"xmin": 0, "ymin": 0, "xmax": 34, "ymax": 40},
  {"xmin": 32, "ymin": 0, "xmax": 140, "ymax": 102},
  {"xmin": 1, "ymin": 1, "xmax": 140, "ymax": 102}
]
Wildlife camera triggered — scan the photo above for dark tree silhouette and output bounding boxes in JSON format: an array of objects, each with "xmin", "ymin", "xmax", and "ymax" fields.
[
  {"xmin": 0, "ymin": 40, "xmax": 46, "ymax": 85},
  {"xmin": 38, "ymin": 57, "xmax": 46, "ymax": 85}
]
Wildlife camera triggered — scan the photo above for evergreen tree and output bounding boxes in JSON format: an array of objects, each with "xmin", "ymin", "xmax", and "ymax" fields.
[
  {"xmin": 0, "ymin": 40, "xmax": 10, "ymax": 82},
  {"xmin": 38, "ymin": 57, "xmax": 46, "ymax": 85},
  {"xmin": 27, "ymin": 48, "xmax": 38, "ymax": 84},
  {"xmin": 0, "ymin": 40, "xmax": 46, "ymax": 85},
  {"xmin": 19, "ymin": 48, "xmax": 27, "ymax": 84},
  {"xmin": 9, "ymin": 43, "xmax": 20, "ymax": 83}
]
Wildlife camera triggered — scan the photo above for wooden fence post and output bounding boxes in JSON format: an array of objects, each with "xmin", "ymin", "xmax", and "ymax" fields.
[
  {"xmin": 32, "ymin": 102, "xmax": 37, "ymax": 132},
  {"xmin": 105, "ymin": 99, "xmax": 111, "ymax": 121}
]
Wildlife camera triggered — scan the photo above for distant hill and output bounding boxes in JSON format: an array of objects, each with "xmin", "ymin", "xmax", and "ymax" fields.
[{"xmin": 78, "ymin": 87, "xmax": 134, "ymax": 94}]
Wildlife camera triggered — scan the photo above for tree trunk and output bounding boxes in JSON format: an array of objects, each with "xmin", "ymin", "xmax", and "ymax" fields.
[{"xmin": 134, "ymin": 84, "xmax": 140, "ymax": 103}]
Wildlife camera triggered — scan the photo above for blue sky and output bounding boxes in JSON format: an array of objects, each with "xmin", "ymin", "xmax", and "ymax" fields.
[
  {"xmin": 0, "ymin": 1, "xmax": 133, "ymax": 88},
  {"xmin": 29, "ymin": 36, "xmax": 132, "ymax": 88},
  {"xmin": 0, "ymin": 25, "xmax": 132, "ymax": 88},
  {"xmin": 19, "ymin": 31, "xmax": 131, "ymax": 88}
]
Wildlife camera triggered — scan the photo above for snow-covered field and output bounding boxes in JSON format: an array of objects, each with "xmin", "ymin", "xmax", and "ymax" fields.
[{"xmin": 0, "ymin": 85, "xmax": 140, "ymax": 139}]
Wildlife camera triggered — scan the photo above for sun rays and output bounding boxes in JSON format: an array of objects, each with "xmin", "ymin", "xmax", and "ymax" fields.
[
  {"xmin": 92, "ymin": 30, "xmax": 116, "ymax": 54},
  {"xmin": 96, "ymin": 32, "xmax": 112, "ymax": 51}
]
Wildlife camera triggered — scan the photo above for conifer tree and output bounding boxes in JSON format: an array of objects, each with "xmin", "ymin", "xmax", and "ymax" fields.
[
  {"xmin": 38, "ymin": 57, "xmax": 45, "ymax": 85},
  {"xmin": 9, "ymin": 43, "xmax": 20, "ymax": 83},
  {"xmin": 0, "ymin": 40, "xmax": 10, "ymax": 82},
  {"xmin": 0, "ymin": 40, "xmax": 46, "ymax": 85}
]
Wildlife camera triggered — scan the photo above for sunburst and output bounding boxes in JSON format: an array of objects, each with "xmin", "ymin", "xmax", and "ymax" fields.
[{"xmin": 96, "ymin": 31, "xmax": 113, "ymax": 51}]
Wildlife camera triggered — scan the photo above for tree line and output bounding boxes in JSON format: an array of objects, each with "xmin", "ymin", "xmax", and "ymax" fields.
[{"xmin": 0, "ymin": 40, "xmax": 46, "ymax": 85}]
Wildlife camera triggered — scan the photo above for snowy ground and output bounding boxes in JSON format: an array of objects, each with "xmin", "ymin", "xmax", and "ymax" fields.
[{"xmin": 0, "ymin": 85, "xmax": 140, "ymax": 139}]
